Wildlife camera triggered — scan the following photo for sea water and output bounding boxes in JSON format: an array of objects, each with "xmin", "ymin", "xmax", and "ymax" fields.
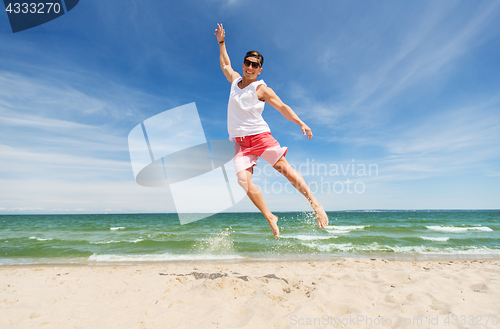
[{"xmin": 0, "ymin": 211, "xmax": 499, "ymax": 265}]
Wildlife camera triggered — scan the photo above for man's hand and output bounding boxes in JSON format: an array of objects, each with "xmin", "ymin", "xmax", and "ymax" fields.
[
  {"xmin": 300, "ymin": 123, "xmax": 313, "ymax": 140},
  {"xmin": 215, "ymin": 23, "xmax": 225, "ymax": 43},
  {"xmin": 215, "ymin": 23, "xmax": 239, "ymax": 83}
]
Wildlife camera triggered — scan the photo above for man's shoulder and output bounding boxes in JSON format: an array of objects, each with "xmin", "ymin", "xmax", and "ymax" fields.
[
  {"xmin": 256, "ymin": 83, "xmax": 274, "ymax": 95},
  {"xmin": 230, "ymin": 75, "xmax": 242, "ymax": 85}
]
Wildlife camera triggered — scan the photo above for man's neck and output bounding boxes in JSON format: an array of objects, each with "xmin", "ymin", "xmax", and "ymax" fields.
[{"xmin": 239, "ymin": 76, "xmax": 257, "ymax": 89}]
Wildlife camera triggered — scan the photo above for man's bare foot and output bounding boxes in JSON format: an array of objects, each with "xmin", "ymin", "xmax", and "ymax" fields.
[
  {"xmin": 311, "ymin": 203, "xmax": 329, "ymax": 229},
  {"xmin": 266, "ymin": 215, "xmax": 279, "ymax": 238}
]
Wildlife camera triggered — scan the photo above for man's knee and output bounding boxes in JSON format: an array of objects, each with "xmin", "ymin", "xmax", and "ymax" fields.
[
  {"xmin": 273, "ymin": 158, "xmax": 285, "ymax": 172},
  {"xmin": 238, "ymin": 177, "xmax": 248, "ymax": 189},
  {"xmin": 237, "ymin": 170, "xmax": 252, "ymax": 191},
  {"xmin": 273, "ymin": 158, "xmax": 291, "ymax": 175}
]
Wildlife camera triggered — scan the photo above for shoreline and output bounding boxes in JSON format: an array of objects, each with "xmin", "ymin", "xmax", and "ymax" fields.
[
  {"xmin": 1, "ymin": 258, "xmax": 499, "ymax": 328},
  {"xmin": 2, "ymin": 253, "xmax": 500, "ymax": 267},
  {"xmin": 4, "ymin": 257, "xmax": 500, "ymax": 266}
]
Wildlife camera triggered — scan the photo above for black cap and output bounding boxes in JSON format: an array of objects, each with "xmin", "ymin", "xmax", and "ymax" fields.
[{"xmin": 244, "ymin": 51, "xmax": 264, "ymax": 67}]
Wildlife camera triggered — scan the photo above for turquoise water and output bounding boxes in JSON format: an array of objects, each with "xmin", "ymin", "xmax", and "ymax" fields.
[{"xmin": 1, "ymin": 211, "xmax": 499, "ymax": 265}]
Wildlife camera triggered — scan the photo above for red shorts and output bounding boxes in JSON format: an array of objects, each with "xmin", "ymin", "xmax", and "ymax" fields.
[{"xmin": 233, "ymin": 132, "xmax": 288, "ymax": 174}]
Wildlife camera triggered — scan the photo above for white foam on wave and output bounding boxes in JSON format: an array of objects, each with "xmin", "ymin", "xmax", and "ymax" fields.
[
  {"xmin": 90, "ymin": 238, "xmax": 144, "ymax": 245},
  {"xmin": 91, "ymin": 240, "xmax": 119, "ymax": 245},
  {"xmin": 29, "ymin": 237, "xmax": 53, "ymax": 241},
  {"xmin": 88, "ymin": 253, "xmax": 243, "ymax": 262},
  {"xmin": 282, "ymin": 234, "xmax": 335, "ymax": 241},
  {"xmin": 420, "ymin": 236, "xmax": 450, "ymax": 242},
  {"xmin": 390, "ymin": 245, "xmax": 500, "ymax": 255},
  {"xmin": 302, "ymin": 242, "xmax": 383, "ymax": 252},
  {"xmin": 330, "ymin": 225, "xmax": 366, "ymax": 230},
  {"xmin": 426, "ymin": 226, "xmax": 493, "ymax": 233},
  {"xmin": 325, "ymin": 225, "xmax": 367, "ymax": 234},
  {"xmin": 110, "ymin": 227, "xmax": 125, "ymax": 231},
  {"xmin": 302, "ymin": 242, "xmax": 500, "ymax": 255}
]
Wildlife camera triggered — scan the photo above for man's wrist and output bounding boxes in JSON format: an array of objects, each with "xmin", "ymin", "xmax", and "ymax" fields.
[{"xmin": 219, "ymin": 40, "xmax": 225, "ymax": 44}]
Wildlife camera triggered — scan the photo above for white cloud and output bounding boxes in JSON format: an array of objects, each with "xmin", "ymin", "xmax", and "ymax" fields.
[
  {"xmin": 0, "ymin": 178, "xmax": 175, "ymax": 214},
  {"xmin": 353, "ymin": 1, "xmax": 499, "ymax": 112},
  {"xmin": 485, "ymin": 171, "xmax": 500, "ymax": 177},
  {"xmin": 3, "ymin": 207, "xmax": 45, "ymax": 211},
  {"xmin": 374, "ymin": 101, "xmax": 499, "ymax": 180},
  {"xmin": 276, "ymin": 3, "xmax": 500, "ymax": 187},
  {"xmin": 0, "ymin": 143, "xmax": 132, "ymax": 179},
  {"xmin": 0, "ymin": 65, "xmax": 179, "ymax": 211},
  {"xmin": 1, "ymin": 1, "xmax": 499, "ymax": 212},
  {"xmin": 0, "ymin": 70, "xmax": 173, "ymax": 128},
  {"xmin": 289, "ymin": 1, "xmax": 500, "ymax": 129}
]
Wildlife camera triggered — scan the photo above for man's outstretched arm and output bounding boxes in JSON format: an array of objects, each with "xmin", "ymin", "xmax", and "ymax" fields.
[
  {"xmin": 257, "ymin": 85, "xmax": 313, "ymax": 140},
  {"xmin": 215, "ymin": 23, "xmax": 240, "ymax": 83}
]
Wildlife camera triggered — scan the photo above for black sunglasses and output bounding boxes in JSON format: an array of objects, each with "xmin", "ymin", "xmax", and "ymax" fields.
[{"xmin": 244, "ymin": 59, "xmax": 261, "ymax": 69}]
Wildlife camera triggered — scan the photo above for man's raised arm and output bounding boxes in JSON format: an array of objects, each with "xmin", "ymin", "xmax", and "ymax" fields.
[{"xmin": 215, "ymin": 23, "xmax": 240, "ymax": 83}]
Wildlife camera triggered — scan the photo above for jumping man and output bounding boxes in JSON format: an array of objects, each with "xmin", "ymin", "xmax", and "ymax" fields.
[{"xmin": 215, "ymin": 23, "xmax": 329, "ymax": 238}]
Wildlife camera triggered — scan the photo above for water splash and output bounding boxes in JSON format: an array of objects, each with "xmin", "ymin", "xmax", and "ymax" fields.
[{"xmin": 193, "ymin": 227, "xmax": 235, "ymax": 255}]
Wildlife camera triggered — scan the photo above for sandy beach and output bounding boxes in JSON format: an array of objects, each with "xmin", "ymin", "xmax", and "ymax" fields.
[{"xmin": 1, "ymin": 259, "xmax": 499, "ymax": 329}]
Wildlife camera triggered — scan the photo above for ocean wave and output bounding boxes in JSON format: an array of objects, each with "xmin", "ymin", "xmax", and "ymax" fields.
[
  {"xmin": 426, "ymin": 226, "xmax": 493, "ymax": 233},
  {"xmin": 29, "ymin": 237, "xmax": 53, "ymax": 241},
  {"xmin": 90, "ymin": 238, "xmax": 144, "ymax": 245},
  {"xmin": 302, "ymin": 242, "xmax": 500, "ymax": 255},
  {"xmin": 325, "ymin": 225, "xmax": 367, "ymax": 234},
  {"xmin": 390, "ymin": 245, "xmax": 500, "ymax": 255},
  {"xmin": 420, "ymin": 236, "xmax": 450, "ymax": 242},
  {"xmin": 281, "ymin": 235, "xmax": 335, "ymax": 241},
  {"xmin": 88, "ymin": 253, "xmax": 243, "ymax": 262},
  {"xmin": 302, "ymin": 242, "xmax": 383, "ymax": 252},
  {"xmin": 110, "ymin": 227, "xmax": 126, "ymax": 231},
  {"xmin": 90, "ymin": 240, "xmax": 119, "ymax": 244}
]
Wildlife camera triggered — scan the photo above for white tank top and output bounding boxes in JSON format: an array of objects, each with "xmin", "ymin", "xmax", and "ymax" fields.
[{"xmin": 227, "ymin": 77, "xmax": 271, "ymax": 139}]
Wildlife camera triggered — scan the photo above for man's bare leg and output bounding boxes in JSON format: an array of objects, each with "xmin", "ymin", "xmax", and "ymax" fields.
[
  {"xmin": 237, "ymin": 167, "xmax": 279, "ymax": 238},
  {"xmin": 273, "ymin": 157, "xmax": 329, "ymax": 228}
]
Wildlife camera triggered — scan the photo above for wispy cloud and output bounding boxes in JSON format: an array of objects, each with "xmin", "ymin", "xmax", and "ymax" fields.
[
  {"xmin": 357, "ymin": 95, "xmax": 499, "ymax": 177},
  {"xmin": 0, "ymin": 143, "xmax": 131, "ymax": 179},
  {"xmin": 0, "ymin": 178, "xmax": 173, "ymax": 214},
  {"xmin": 0, "ymin": 69, "xmax": 174, "ymax": 126},
  {"xmin": 385, "ymin": 107, "xmax": 500, "ymax": 157},
  {"xmin": 276, "ymin": 2, "xmax": 500, "ymax": 183},
  {"xmin": 350, "ymin": 1, "xmax": 500, "ymax": 112},
  {"xmin": 1, "ymin": 0, "xmax": 499, "ymax": 212},
  {"xmin": 288, "ymin": 1, "xmax": 500, "ymax": 129},
  {"xmin": 0, "ymin": 63, "xmax": 179, "ymax": 212}
]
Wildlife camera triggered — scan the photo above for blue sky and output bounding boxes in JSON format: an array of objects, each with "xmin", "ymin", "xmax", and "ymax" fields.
[{"xmin": 1, "ymin": 0, "xmax": 499, "ymax": 214}]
